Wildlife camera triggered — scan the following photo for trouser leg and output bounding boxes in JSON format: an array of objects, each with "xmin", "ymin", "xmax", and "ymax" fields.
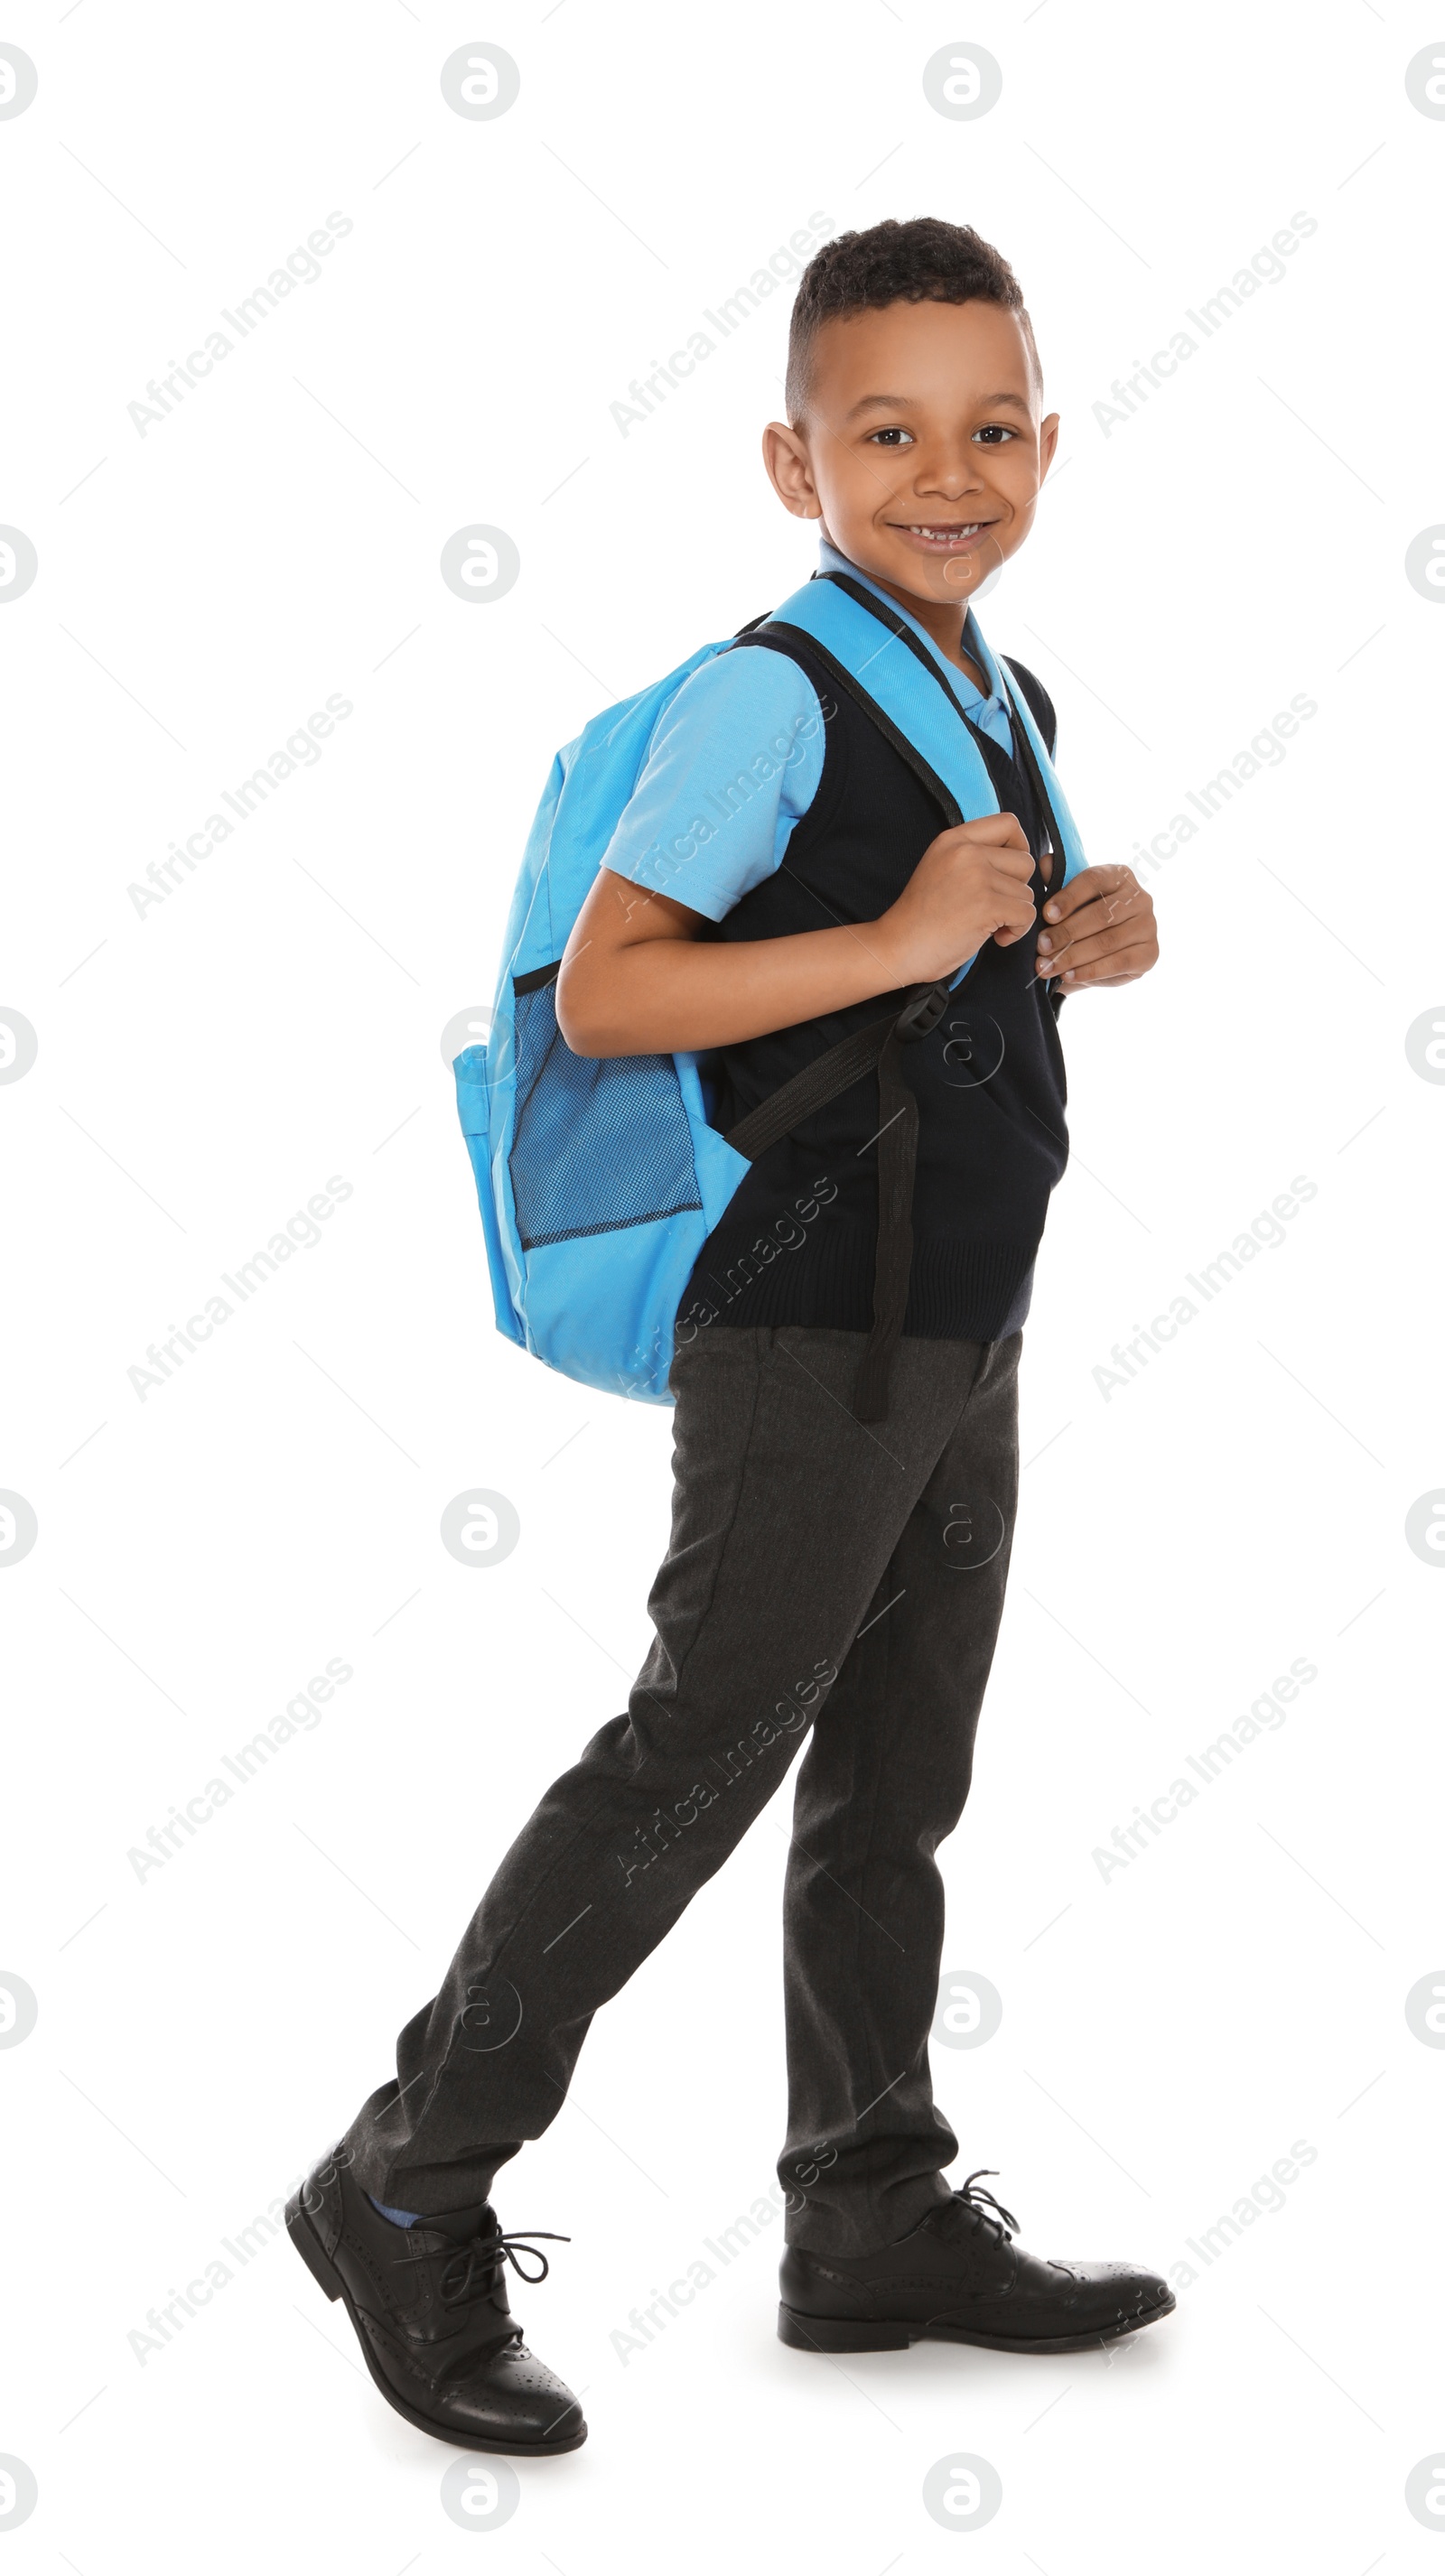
[
  {"xmin": 345, "ymin": 1325, "xmax": 990, "ymax": 2215},
  {"xmin": 778, "ymin": 1333, "xmax": 1021, "ymax": 2255}
]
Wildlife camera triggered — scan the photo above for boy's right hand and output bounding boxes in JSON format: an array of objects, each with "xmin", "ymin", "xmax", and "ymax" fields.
[{"xmin": 873, "ymin": 814, "xmax": 1037, "ymax": 987}]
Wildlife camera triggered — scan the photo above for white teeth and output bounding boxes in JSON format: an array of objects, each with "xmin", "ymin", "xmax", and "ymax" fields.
[{"xmin": 909, "ymin": 524, "xmax": 980, "ymax": 538}]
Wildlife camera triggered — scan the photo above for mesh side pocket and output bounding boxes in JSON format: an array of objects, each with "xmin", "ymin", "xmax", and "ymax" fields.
[{"xmin": 508, "ymin": 981, "xmax": 704, "ymax": 1251}]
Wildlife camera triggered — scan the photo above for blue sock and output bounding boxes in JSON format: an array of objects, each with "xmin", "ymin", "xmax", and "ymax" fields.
[{"xmin": 369, "ymin": 2194, "xmax": 424, "ymax": 2227}]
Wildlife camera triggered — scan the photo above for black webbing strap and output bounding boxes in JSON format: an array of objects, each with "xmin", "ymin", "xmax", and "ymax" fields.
[
  {"xmin": 999, "ymin": 653, "xmax": 1066, "ymax": 877},
  {"xmin": 724, "ymin": 1004, "xmax": 902, "ymax": 1162},
  {"xmin": 851, "ymin": 1011, "xmax": 922, "ymax": 1421},
  {"xmin": 723, "ymin": 981, "xmax": 949, "ymax": 1421}
]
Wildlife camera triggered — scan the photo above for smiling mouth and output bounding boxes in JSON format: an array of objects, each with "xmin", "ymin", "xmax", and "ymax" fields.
[{"xmin": 891, "ymin": 520, "xmax": 997, "ymax": 548}]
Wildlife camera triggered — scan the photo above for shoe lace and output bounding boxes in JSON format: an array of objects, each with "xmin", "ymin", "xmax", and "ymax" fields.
[
  {"xmin": 435, "ymin": 2227, "xmax": 570, "ymax": 2307},
  {"xmin": 955, "ymin": 2170, "xmax": 1019, "ymax": 2245}
]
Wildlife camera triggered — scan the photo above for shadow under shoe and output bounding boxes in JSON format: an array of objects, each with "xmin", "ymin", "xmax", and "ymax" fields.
[
  {"xmin": 287, "ymin": 2145, "xmax": 587, "ymax": 2453},
  {"xmin": 778, "ymin": 2170, "xmax": 1175, "ymax": 2357}
]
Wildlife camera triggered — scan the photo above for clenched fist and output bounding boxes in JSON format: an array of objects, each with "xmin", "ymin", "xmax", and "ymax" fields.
[{"xmin": 874, "ymin": 813, "xmax": 1039, "ymax": 987}]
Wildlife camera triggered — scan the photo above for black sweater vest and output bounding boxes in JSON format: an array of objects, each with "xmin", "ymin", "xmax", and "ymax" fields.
[{"xmin": 676, "ymin": 631, "xmax": 1069, "ymax": 1347}]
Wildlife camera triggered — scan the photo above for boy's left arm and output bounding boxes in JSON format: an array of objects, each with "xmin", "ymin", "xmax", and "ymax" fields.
[{"xmin": 1033, "ymin": 863, "xmax": 1159, "ymax": 990}]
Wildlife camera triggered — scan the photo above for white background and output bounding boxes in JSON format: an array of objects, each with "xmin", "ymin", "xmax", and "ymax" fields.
[{"xmin": 3, "ymin": 1, "xmax": 1442, "ymax": 2567}]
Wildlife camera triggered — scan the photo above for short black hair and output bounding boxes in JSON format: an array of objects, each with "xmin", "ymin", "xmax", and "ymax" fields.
[{"xmin": 785, "ymin": 215, "xmax": 1040, "ymax": 424}]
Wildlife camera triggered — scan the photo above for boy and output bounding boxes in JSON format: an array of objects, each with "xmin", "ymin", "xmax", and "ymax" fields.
[{"xmin": 288, "ymin": 217, "xmax": 1165, "ymax": 2455}]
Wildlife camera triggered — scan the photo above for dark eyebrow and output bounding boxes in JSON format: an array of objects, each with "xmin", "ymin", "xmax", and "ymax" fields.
[
  {"xmin": 844, "ymin": 388, "xmax": 1032, "ymax": 421},
  {"xmin": 844, "ymin": 394, "xmax": 917, "ymax": 417}
]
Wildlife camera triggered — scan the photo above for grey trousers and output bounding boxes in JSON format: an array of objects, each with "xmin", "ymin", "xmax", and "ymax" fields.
[{"xmin": 346, "ymin": 1323, "xmax": 1021, "ymax": 2255}]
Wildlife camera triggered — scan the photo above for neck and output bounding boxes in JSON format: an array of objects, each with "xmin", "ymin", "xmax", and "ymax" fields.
[{"xmin": 862, "ymin": 572, "xmax": 982, "ymax": 687}]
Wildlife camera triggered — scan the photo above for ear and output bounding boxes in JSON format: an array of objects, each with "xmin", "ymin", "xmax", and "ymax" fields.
[
  {"xmin": 761, "ymin": 419, "xmax": 822, "ymax": 518},
  {"xmin": 1039, "ymin": 411, "xmax": 1061, "ymax": 477}
]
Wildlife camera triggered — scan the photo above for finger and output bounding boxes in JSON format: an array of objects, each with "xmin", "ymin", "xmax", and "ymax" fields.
[
  {"xmin": 1040, "ymin": 884, "xmax": 1151, "ymax": 945},
  {"xmin": 1037, "ymin": 890, "xmax": 1153, "ymax": 962},
  {"xmin": 956, "ymin": 811, "xmax": 1031, "ymax": 854},
  {"xmin": 955, "ymin": 843, "xmax": 1035, "ymax": 888},
  {"xmin": 1055, "ymin": 943, "xmax": 1159, "ymax": 987},
  {"xmin": 1046, "ymin": 860, "xmax": 1141, "ymax": 906},
  {"xmin": 985, "ymin": 864, "xmax": 1039, "ymax": 909},
  {"xmin": 992, "ymin": 888, "xmax": 1042, "ymax": 947},
  {"xmin": 994, "ymin": 913, "xmax": 1043, "ymax": 949},
  {"xmin": 1039, "ymin": 863, "xmax": 1142, "ymax": 928},
  {"xmin": 1039, "ymin": 936, "xmax": 1159, "ymax": 982},
  {"xmin": 1037, "ymin": 907, "xmax": 1159, "ymax": 971},
  {"xmin": 1045, "ymin": 908, "xmax": 1159, "ymax": 967}
]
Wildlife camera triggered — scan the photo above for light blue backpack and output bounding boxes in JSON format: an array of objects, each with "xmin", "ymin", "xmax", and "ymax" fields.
[{"xmin": 454, "ymin": 571, "xmax": 1087, "ymax": 1405}]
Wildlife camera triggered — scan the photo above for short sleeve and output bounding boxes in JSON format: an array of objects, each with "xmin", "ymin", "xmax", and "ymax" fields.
[{"xmin": 599, "ymin": 646, "xmax": 826, "ymax": 924}]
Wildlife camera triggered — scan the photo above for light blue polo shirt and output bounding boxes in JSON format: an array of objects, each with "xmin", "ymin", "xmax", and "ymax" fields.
[{"xmin": 599, "ymin": 538, "xmax": 1019, "ymax": 924}]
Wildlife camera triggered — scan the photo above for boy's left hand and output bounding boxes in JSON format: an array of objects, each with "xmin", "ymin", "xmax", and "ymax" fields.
[{"xmin": 1034, "ymin": 863, "xmax": 1158, "ymax": 990}]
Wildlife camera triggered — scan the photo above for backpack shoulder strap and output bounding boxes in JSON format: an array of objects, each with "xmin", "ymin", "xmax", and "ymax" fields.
[
  {"xmin": 1000, "ymin": 655, "xmax": 1057, "ymax": 758},
  {"xmin": 732, "ymin": 625, "xmax": 961, "ymax": 826}
]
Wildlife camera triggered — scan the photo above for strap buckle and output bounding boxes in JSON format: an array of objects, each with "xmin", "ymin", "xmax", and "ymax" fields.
[{"xmin": 893, "ymin": 982, "xmax": 950, "ymax": 1043}]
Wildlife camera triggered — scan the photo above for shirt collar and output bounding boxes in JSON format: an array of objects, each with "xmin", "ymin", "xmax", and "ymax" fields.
[{"xmin": 815, "ymin": 535, "xmax": 1004, "ymax": 717}]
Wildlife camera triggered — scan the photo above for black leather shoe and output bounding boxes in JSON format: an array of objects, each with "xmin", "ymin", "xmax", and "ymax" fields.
[
  {"xmin": 287, "ymin": 2145, "xmax": 587, "ymax": 2452},
  {"xmin": 778, "ymin": 2171, "xmax": 1175, "ymax": 2356}
]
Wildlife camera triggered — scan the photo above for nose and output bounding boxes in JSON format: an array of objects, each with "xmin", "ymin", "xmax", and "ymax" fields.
[{"xmin": 912, "ymin": 447, "xmax": 985, "ymax": 499}]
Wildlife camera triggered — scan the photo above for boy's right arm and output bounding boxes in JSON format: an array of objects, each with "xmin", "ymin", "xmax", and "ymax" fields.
[{"xmin": 556, "ymin": 823, "xmax": 1039, "ymax": 1057}]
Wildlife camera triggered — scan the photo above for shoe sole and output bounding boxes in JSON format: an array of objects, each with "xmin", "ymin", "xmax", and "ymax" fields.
[
  {"xmin": 777, "ymin": 2291, "xmax": 1176, "ymax": 2357},
  {"xmin": 285, "ymin": 2189, "xmax": 589, "ymax": 2455}
]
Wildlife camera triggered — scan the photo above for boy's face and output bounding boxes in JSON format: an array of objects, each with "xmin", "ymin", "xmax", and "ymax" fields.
[{"xmin": 764, "ymin": 298, "xmax": 1058, "ymax": 613}]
